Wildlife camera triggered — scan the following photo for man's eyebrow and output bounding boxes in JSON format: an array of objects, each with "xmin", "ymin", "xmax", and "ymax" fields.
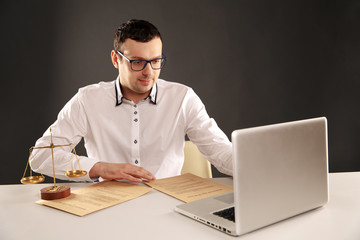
[{"xmin": 129, "ymin": 55, "xmax": 162, "ymax": 60}]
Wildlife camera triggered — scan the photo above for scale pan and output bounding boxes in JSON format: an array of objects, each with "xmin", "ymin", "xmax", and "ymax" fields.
[
  {"xmin": 65, "ymin": 170, "xmax": 87, "ymax": 178},
  {"xmin": 21, "ymin": 176, "xmax": 45, "ymax": 184}
]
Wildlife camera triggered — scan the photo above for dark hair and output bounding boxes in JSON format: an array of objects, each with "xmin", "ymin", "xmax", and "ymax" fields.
[{"xmin": 114, "ymin": 19, "xmax": 162, "ymax": 51}]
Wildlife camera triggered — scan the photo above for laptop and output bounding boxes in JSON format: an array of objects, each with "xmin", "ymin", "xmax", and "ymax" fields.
[{"xmin": 175, "ymin": 117, "xmax": 329, "ymax": 236}]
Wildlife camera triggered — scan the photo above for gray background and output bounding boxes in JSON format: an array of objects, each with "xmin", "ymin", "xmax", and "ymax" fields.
[{"xmin": 1, "ymin": 0, "xmax": 359, "ymax": 184}]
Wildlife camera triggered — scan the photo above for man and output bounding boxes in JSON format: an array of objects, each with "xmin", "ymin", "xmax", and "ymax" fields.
[{"xmin": 32, "ymin": 19, "xmax": 232, "ymax": 183}]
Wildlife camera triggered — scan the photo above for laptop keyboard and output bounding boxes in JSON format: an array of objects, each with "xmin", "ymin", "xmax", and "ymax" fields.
[{"xmin": 213, "ymin": 207, "xmax": 235, "ymax": 222}]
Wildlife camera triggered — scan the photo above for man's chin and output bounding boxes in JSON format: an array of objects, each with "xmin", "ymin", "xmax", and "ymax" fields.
[{"xmin": 135, "ymin": 85, "xmax": 153, "ymax": 95}]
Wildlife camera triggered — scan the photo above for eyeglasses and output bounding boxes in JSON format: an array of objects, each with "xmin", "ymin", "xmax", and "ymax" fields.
[{"xmin": 116, "ymin": 50, "xmax": 166, "ymax": 71}]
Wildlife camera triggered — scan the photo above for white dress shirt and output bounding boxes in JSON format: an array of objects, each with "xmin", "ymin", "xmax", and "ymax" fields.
[{"xmin": 32, "ymin": 78, "xmax": 232, "ymax": 182}]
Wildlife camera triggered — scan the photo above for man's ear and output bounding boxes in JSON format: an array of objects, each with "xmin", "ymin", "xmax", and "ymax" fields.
[{"xmin": 111, "ymin": 50, "xmax": 119, "ymax": 69}]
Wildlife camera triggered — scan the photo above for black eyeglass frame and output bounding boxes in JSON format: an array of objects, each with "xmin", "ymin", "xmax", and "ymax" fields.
[{"xmin": 116, "ymin": 50, "xmax": 166, "ymax": 71}]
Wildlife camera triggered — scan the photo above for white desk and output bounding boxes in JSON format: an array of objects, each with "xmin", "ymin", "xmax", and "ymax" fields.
[{"xmin": 1, "ymin": 172, "xmax": 359, "ymax": 240}]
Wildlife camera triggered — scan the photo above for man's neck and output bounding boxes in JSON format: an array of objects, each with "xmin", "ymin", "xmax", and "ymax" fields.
[{"xmin": 121, "ymin": 86, "xmax": 150, "ymax": 104}]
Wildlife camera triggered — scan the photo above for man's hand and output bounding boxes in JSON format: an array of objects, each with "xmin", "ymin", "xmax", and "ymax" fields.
[{"xmin": 89, "ymin": 162, "xmax": 156, "ymax": 183}]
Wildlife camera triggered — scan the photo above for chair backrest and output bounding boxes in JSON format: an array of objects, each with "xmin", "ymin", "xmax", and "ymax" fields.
[{"xmin": 181, "ymin": 141, "xmax": 213, "ymax": 178}]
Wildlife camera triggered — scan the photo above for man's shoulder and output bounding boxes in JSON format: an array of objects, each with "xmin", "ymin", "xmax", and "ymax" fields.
[
  {"xmin": 156, "ymin": 79, "xmax": 200, "ymax": 104},
  {"xmin": 78, "ymin": 80, "xmax": 115, "ymax": 95},
  {"xmin": 157, "ymin": 79, "xmax": 191, "ymax": 91}
]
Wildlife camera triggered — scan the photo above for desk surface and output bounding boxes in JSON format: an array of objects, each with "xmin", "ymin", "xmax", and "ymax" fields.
[{"xmin": 1, "ymin": 172, "xmax": 360, "ymax": 240}]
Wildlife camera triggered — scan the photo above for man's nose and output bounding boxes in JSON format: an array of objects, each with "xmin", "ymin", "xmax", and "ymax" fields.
[{"xmin": 142, "ymin": 62, "xmax": 152, "ymax": 74}]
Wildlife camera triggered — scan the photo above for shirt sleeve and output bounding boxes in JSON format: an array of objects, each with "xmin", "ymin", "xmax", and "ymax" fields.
[
  {"xmin": 184, "ymin": 88, "xmax": 233, "ymax": 176},
  {"xmin": 31, "ymin": 91, "xmax": 99, "ymax": 182}
]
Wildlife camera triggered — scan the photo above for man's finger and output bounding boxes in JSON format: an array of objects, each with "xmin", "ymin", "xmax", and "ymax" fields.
[
  {"xmin": 122, "ymin": 173, "xmax": 144, "ymax": 183},
  {"xmin": 126, "ymin": 166, "xmax": 156, "ymax": 181}
]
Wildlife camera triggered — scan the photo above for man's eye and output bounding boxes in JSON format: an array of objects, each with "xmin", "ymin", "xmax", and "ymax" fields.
[{"xmin": 133, "ymin": 61, "xmax": 143, "ymax": 65}]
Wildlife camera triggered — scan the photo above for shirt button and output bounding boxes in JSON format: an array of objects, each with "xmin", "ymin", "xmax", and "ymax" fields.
[
  {"xmin": 134, "ymin": 140, "xmax": 138, "ymax": 144},
  {"xmin": 134, "ymin": 118, "xmax": 138, "ymax": 122},
  {"xmin": 134, "ymin": 105, "xmax": 137, "ymax": 108},
  {"xmin": 134, "ymin": 111, "xmax": 137, "ymax": 115},
  {"xmin": 135, "ymin": 160, "xmax": 138, "ymax": 164}
]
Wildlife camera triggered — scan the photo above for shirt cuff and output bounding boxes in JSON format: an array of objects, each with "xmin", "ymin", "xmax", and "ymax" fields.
[{"xmin": 77, "ymin": 156, "xmax": 100, "ymax": 182}]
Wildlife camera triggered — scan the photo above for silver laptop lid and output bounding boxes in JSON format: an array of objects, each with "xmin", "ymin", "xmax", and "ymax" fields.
[{"xmin": 232, "ymin": 117, "xmax": 329, "ymax": 235}]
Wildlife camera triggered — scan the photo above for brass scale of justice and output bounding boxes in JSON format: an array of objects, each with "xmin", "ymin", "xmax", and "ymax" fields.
[{"xmin": 20, "ymin": 128, "xmax": 87, "ymax": 200}]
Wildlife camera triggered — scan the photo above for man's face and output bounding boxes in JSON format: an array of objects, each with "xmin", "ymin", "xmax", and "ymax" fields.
[{"xmin": 112, "ymin": 37, "xmax": 163, "ymax": 101}]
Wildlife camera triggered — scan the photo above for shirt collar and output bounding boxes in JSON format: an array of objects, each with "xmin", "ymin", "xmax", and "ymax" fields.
[
  {"xmin": 148, "ymin": 83, "xmax": 157, "ymax": 104},
  {"xmin": 115, "ymin": 77, "xmax": 158, "ymax": 106}
]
